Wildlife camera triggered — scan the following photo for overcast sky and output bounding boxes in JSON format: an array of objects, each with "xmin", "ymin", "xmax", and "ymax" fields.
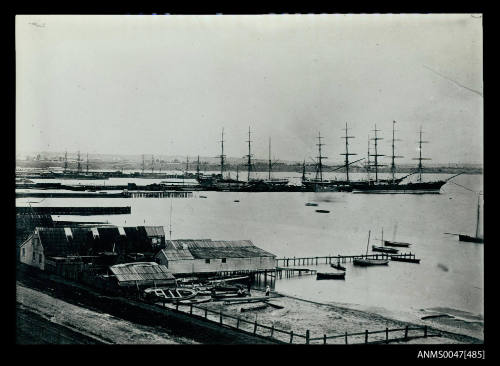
[{"xmin": 16, "ymin": 14, "xmax": 483, "ymax": 165}]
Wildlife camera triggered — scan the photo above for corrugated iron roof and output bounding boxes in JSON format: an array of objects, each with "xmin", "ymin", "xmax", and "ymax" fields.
[
  {"xmin": 38, "ymin": 228, "xmax": 79, "ymax": 256},
  {"xmin": 142, "ymin": 226, "xmax": 165, "ymax": 237},
  {"xmin": 158, "ymin": 249, "xmax": 194, "ymax": 260},
  {"xmin": 163, "ymin": 240, "xmax": 276, "ymax": 259},
  {"xmin": 109, "ymin": 262, "xmax": 175, "ymax": 283}
]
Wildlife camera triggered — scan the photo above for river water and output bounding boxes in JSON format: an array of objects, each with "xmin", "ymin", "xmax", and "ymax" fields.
[{"xmin": 17, "ymin": 172, "xmax": 484, "ymax": 324}]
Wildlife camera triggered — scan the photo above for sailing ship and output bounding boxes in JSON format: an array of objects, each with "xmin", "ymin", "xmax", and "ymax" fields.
[
  {"xmin": 459, "ymin": 193, "xmax": 483, "ymax": 243},
  {"xmin": 353, "ymin": 230, "xmax": 390, "ymax": 266},
  {"xmin": 301, "ymin": 132, "xmax": 340, "ymax": 192},
  {"xmin": 208, "ymin": 128, "xmax": 246, "ymax": 191},
  {"xmin": 352, "ymin": 123, "xmax": 459, "ymax": 194}
]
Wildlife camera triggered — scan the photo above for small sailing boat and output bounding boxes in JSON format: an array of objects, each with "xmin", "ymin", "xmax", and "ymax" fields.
[
  {"xmin": 459, "ymin": 193, "xmax": 484, "ymax": 243},
  {"xmin": 353, "ymin": 230, "xmax": 389, "ymax": 266},
  {"xmin": 384, "ymin": 223, "xmax": 412, "ymax": 247},
  {"xmin": 373, "ymin": 228, "xmax": 399, "ymax": 253}
]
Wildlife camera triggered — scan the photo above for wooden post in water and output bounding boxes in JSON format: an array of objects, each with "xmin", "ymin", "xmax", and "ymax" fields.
[
  {"xmin": 289, "ymin": 331, "xmax": 294, "ymax": 344},
  {"xmin": 345, "ymin": 331, "xmax": 348, "ymax": 344},
  {"xmin": 306, "ymin": 330, "xmax": 310, "ymax": 344},
  {"xmin": 404, "ymin": 325, "xmax": 408, "ymax": 340},
  {"xmin": 204, "ymin": 308, "xmax": 208, "ymax": 318},
  {"xmin": 236, "ymin": 317, "xmax": 240, "ymax": 329},
  {"xmin": 385, "ymin": 327, "xmax": 389, "ymax": 344},
  {"xmin": 365, "ymin": 330, "xmax": 368, "ymax": 343},
  {"xmin": 253, "ymin": 320, "xmax": 258, "ymax": 334},
  {"xmin": 270, "ymin": 324, "xmax": 274, "ymax": 337},
  {"xmin": 324, "ymin": 334, "xmax": 327, "ymax": 344},
  {"xmin": 190, "ymin": 304, "xmax": 193, "ymax": 314}
]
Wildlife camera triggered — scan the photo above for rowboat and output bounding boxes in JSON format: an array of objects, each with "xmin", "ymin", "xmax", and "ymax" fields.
[
  {"xmin": 384, "ymin": 240, "xmax": 411, "ymax": 248},
  {"xmin": 144, "ymin": 287, "xmax": 197, "ymax": 302},
  {"xmin": 305, "ymin": 202, "xmax": 318, "ymax": 206},
  {"xmin": 315, "ymin": 209, "xmax": 330, "ymax": 213},
  {"xmin": 316, "ymin": 271, "xmax": 346, "ymax": 280},
  {"xmin": 372, "ymin": 245, "xmax": 399, "ymax": 254},
  {"xmin": 353, "ymin": 258, "xmax": 389, "ymax": 266},
  {"xmin": 330, "ymin": 263, "xmax": 346, "ymax": 271},
  {"xmin": 390, "ymin": 256, "xmax": 421, "ymax": 264}
]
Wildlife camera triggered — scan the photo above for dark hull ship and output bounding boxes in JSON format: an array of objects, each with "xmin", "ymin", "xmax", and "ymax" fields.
[{"xmin": 351, "ymin": 123, "xmax": 460, "ymax": 194}]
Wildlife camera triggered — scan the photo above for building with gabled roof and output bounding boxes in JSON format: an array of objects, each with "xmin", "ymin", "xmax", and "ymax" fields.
[{"xmin": 154, "ymin": 239, "xmax": 276, "ymax": 275}]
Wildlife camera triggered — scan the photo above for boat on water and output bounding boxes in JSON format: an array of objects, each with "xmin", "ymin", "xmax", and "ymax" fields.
[
  {"xmin": 372, "ymin": 228, "xmax": 399, "ymax": 253},
  {"xmin": 144, "ymin": 287, "xmax": 198, "ymax": 302},
  {"xmin": 315, "ymin": 209, "xmax": 330, "ymax": 213},
  {"xmin": 316, "ymin": 271, "xmax": 346, "ymax": 280},
  {"xmin": 372, "ymin": 245, "xmax": 399, "ymax": 254},
  {"xmin": 305, "ymin": 202, "xmax": 318, "ymax": 206},
  {"xmin": 353, "ymin": 230, "xmax": 389, "ymax": 266},
  {"xmin": 459, "ymin": 193, "xmax": 483, "ymax": 244},
  {"xmin": 330, "ymin": 262, "xmax": 346, "ymax": 271},
  {"xmin": 384, "ymin": 240, "xmax": 411, "ymax": 248},
  {"xmin": 390, "ymin": 256, "xmax": 421, "ymax": 264},
  {"xmin": 351, "ymin": 123, "xmax": 461, "ymax": 194}
]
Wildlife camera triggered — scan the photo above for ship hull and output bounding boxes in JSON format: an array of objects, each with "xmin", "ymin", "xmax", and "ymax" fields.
[
  {"xmin": 458, "ymin": 235, "xmax": 484, "ymax": 243},
  {"xmin": 352, "ymin": 181, "xmax": 446, "ymax": 194}
]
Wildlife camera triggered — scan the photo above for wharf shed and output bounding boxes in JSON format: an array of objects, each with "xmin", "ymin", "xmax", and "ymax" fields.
[
  {"xmin": 108, "ymin": 262, "xmax": 176, "ymax": 288},
  {"xmin": 155, "ymin": 239, "xmax": 276, "ymax": 275}
]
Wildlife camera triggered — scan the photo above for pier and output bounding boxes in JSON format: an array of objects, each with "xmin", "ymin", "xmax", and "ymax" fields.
[
  {"xmin": 16, "ymin": 206, "xmax": 131, "ymax": 216},
  {"xmin": 16, "ymin": 190, "xmax": 193, "ymax": 199},
  {"xmin": 276, "ymin": 253, "xmax": 417, "ymax": 267}
]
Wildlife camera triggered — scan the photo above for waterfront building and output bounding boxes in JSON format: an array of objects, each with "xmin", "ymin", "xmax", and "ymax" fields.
[{"xmin": 154, "ymin": 239, "xmax": 276, "ymax": 276}]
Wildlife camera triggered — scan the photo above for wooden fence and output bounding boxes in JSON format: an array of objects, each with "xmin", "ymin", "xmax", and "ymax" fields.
[{"xmin": 155, "ymin": 301, "xmax": 438, "ymax": 344}]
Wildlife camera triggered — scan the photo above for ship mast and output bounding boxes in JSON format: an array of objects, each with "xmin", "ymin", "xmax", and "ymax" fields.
[
  {"xmin": 77, "ymin": 151, "xmax": 81, "ymax": 174},
  {"xmin": 86, "ymin": 153, "xmax": 89, "ymax": 174},
  {"xmin": 141, "ymin": 154, "xmax": 145, "ymax": 174},
  {"xmin": 196, "ymin": 155, "xmax": 200, "ymax": 179},
  {"xmin": 236, "ymin": 165, "xmax": 239, "ymax": 181},
  {"xmin": 186, "ymin": 156, "xmax": 189, "ymax": 172},
  {"xmin": 370, "ymin": 125, "xmax": 385, "ymax": 183},
  {"xmin": 151, "ymin": 155, "xmax": 154, "ymax": 173},
  {"xmin": 268, "ymin": 137, "xmax": 272, "ymax": 180},
  {"xmin": 245, "ymin": 126, "xmax": 253, "ymax": 181},
  {"xmin": 340, "ymin": 123, "xmax": 356, "ymax": 183},
  {"xmin": 315, "ymin": 132, "xmax": 327, "ymax": 182},
  {"xmin": 366, "ymin": 135, "xmax": 371, "ymax": 181},
  {"xmin": 64, "ymin": 151, "xmax": 68, "ymax": 173},
  {"xmin": 219, "ymin": 128, "xmax": 226, "ymax": 178},
  {"xmin": 302, "ymin": 160, "xmax": 306, "ymax": 182},
  {"xmin": 413, "ymin": 127, "xmax": 430, "ymax": 183},
  {"xmin": 390, "ymin": 121, "xmax": 404, "ymax": 183}
]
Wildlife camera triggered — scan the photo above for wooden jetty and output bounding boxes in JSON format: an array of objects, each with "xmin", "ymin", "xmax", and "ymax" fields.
[
  {"xmin": 275, "ymin": 267, "xmax": 317, "ymax": 279},
  {"xmin": 16, "ymin": 206, "xmax": 131, "ymax": 216},
  {"xmin": 275, "ymin": 253, "xmax": 417, "ymax": 267}
]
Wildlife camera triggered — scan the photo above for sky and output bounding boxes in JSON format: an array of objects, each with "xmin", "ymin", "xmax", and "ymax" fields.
[{"xmin": 16, "ymin": 14, "xmax": 483, "ymax": 165}]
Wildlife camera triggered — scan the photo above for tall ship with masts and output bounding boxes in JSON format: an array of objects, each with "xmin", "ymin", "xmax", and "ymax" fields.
[
  {"xmin": 301, "ymin": 132, "xmax": 340, "ymax": 192},
  {"xmin": 352, "ymin": 123, "xmax": 460, "ymax": 194}
]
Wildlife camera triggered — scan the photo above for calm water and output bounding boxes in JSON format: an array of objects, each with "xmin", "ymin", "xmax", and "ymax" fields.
[{"xmin": 17, "ymin": 173, "xmax": 483, "ymax": 321}]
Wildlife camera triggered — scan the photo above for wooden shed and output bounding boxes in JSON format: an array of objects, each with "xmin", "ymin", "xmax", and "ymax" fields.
[{"xmin": 154, "ymin": 239, "xmax": 276, "ymax": 275}]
